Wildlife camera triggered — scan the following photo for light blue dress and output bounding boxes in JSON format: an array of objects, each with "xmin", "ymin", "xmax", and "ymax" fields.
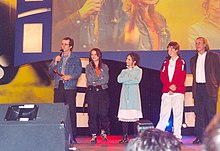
[{"xmin": 117, "ymin": 66, "xmax": 143, "ymax": 122}]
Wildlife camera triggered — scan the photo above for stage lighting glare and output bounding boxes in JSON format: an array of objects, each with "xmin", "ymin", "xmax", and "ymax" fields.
[
  {"xmin": 166, "ymin": 121, "xmax": 172, "ymax": 127},
  {"xmin": 182, "ymin": 123, "xmax": 188, "ymax": 128}
]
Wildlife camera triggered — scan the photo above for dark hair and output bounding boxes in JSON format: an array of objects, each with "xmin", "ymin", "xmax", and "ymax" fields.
[
  {"xmin": 63, "ymin": 37, "xmax": 74, "ymax": 51},
  {"xmin": 167, "ymin": 41, "xmax": 180, "ymax": 51},
  {"xmin": 196, "ymin": 37, "xmax": 210, "ymax": 51},
  {"xmin": 89, "ymin": 48, "xmax": 102, "ymax": 69},
  {"xmin": 127, "ymin": 52, "xmax": 140, "ymax": 66},
  {"xmin": 126, "ymin": 128, "xmax": 181, "ymax": 151},
  {"xmin": 166, "ymin": 41, "xmax": 180, "ymax": 59}
]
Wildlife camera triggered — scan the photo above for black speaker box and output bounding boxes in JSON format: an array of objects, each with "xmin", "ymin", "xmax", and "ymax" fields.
[
  {"xmin": 136, "ymin": 119, "xmax": 154, "ymax": 134},
  {"xmin": 0, "ymin": 103, "xmax": 72, "ymax": 151}
]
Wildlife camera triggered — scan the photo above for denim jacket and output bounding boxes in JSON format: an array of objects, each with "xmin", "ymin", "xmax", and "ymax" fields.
[
  {"xmin": 52, "ymin": 0, "xmax": 121, "ymax": 51},
  {"xmin": 49, "ymin": 52, "xmax": 82, "ymax": 89},
  {"xmin": 85, "ymin": 62, "xmax": 109, "ymax": 89},
  {"xmin": 117, "ymin": 11, "xmax": 170, "ymax": 50}
]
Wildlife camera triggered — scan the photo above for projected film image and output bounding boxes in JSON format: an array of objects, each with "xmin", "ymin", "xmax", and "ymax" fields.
[{"xmin": 51, "ymin": 0, "xmax": 220, "ymax": 52}]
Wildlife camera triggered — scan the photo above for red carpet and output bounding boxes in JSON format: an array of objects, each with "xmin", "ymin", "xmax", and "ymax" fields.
[{"xmin": 72, "ymin": 136, "xmax": 201, "ymax": 151}]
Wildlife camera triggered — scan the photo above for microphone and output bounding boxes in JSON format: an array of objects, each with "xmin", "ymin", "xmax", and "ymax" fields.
[
  {"xmin": 54, "ymin": 49, "xmax": 63, "ymax": 64},
  {"xmin": 59, "ymin": 49, "xmax": 64, "ymax": 57},
  {"xmin": 53, "ymin": 49, "xmax": 64, "ymax": 74}
]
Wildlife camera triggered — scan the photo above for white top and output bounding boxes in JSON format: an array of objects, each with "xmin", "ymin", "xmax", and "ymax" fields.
[
  {"xmin": 196, "ymin": 51, "xmax": 206, "ymax": 83},
  {"xmin": 168, "ymin": 56, "xmax": 178, "ymax": 82}
]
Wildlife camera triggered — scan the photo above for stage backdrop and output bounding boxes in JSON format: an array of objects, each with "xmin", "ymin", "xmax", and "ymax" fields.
[
  {"xmin": 0, "ymin": 0, "xmax": 220, "ymax": 135},
  {"xmin": 14, "ymin": 0, "xmax": 220, "ymax": 66}
]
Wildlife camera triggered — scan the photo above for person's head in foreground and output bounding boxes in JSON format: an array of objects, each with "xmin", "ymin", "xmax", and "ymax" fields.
[
  {"xmin": 126, "ymin": 128, "xmax": 181, "ymax": 151},
  {"xmin": 202, "ymin": 115, "xmax": 220, "ymax": 151}
]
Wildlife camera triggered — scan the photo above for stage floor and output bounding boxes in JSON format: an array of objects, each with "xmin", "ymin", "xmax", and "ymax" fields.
[{"xmin": 71, "ymin": 136, "xmax": 201, "ymax": 151}]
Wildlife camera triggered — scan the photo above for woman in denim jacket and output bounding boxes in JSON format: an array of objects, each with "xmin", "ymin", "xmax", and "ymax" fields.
[{"xmin": 85, "ymin": 48, "xmax": 110, "ymax": 144}]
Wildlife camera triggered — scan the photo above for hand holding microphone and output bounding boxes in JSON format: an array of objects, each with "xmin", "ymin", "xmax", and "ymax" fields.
[
  {"xmin": 59, "ymin": 49, "xmax": 64, "ymax": 57},
  {"xmin": 53, "ymin": 49, "xmax": 64, "ymax": 75},
  {"xmin": 55, "ymin": 49, "xmax": 64, "ymax": 63}
]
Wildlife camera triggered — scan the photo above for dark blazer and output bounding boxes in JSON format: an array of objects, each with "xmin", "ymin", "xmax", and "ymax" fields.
[{"xmin": 190, "ymin": 51, "xmax": 220, "ymax": 98}]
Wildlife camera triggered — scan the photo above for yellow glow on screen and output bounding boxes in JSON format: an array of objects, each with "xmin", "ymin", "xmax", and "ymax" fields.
[
  {"xmin": 157, "ymin": 0, "xmax": 204, "ymax": 49},
  {"xmin": 52, "ymin": 0, "xmax": 220, "ymax": 51},
  {"xmin": 0, "ymin": 65, "xmax": 53, "ymax": 104},
  {"xmin": 1, "ymin": 0, "xmax": 16, "ymax": 8}
]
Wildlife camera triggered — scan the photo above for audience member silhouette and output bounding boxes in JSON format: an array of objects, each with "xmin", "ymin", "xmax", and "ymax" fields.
[{"xmin": 126, "ymin": 128, "xmax": 181, "ymax": 151}]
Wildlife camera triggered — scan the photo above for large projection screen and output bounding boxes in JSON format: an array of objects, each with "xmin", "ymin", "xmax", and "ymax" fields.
[
  {"xmin": 14, "ymin": 0, "xmax": 220, "ymax": 66},
  {"xmin": 51, "ymin": 0, "xmax": 220, "ymax": 52}
]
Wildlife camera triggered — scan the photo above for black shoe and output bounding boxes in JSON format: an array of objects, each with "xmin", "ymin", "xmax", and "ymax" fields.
[
  {"xmin": 192, "ymin": 138, "xmax": 202, "ymax": 144},
  {"xmin": 91, "ymin": 134, "xmax": 97, "ymax": 144},
  {"xmin": 119, "ymin": 139, "xmax": 129, "ymax": 144},
  {"xmin": 71, "ymin": 138, "xmax": 77, "ymax": 144},
  {"xmin": 100, "ymin": 130, "xmax": 108, "ymax": 141},
  {"xmin": 119, "ymin": 134, "xmax": 128, "ymax": 144}
]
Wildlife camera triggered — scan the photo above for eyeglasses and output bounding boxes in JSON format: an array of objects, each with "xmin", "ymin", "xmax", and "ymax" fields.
[{"xmin": 61, "ymin": 43, "xmax": 70, "ymax": 46}]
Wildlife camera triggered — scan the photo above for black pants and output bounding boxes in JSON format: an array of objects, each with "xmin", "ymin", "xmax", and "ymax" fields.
[
  {"xmin": 86, "ymin": 86, "xmax": 109, "ymax": 135},
  {"xmin": 121, "ymin": 122, "xmax": 137, "ymax": 136},
  {"xmin": 194, "ymin": 83, "xmax": 217, "ymax": 139},
  {"xmin": 54, "ymin": 81, "xmax": 77, "ymax": 138}
]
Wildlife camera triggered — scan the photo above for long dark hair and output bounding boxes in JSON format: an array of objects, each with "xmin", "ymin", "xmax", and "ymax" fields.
[{"xmin": 89, "ymin": 48, "xmax": 102, "ymax": 69}]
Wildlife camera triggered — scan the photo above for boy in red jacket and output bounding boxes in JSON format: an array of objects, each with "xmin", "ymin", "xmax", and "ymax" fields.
[{"xmin": 156, "ymin": 41, "xmax": 186, "ymax": 143}]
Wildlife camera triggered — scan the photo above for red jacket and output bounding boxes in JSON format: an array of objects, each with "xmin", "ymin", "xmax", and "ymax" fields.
[{"xmin": 160, "ymin": 57, "xmax": 186, "ymax": 94}]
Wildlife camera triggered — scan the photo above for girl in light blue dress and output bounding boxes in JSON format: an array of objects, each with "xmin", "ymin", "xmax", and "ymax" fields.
[{"xmin": 117, "ymin": 52, "xmax": 143, "ymax": 143}]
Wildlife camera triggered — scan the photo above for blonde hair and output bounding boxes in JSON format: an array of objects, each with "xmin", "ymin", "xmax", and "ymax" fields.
[{"xmin": 196, "ymin": 37, "xmax": 210, "ymax": 51}]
